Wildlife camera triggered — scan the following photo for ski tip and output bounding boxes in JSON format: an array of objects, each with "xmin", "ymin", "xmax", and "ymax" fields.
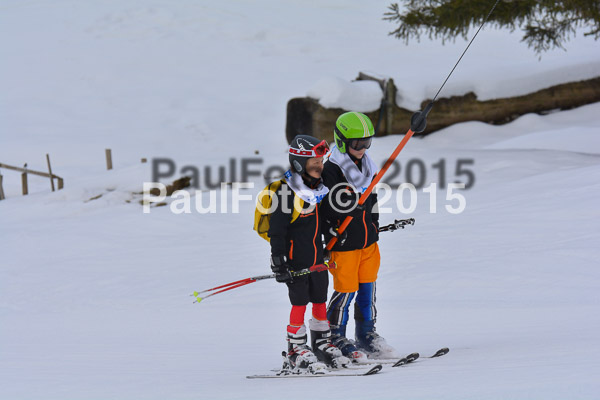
[
  {"xmin": 392, "ymin": 352, "xmax": 419, "ymax": 367},
  {"xmin": 364, "ymin": 364, "xmax": 382, "ymax": 375},
  {"xmin": 431, "ymin": 348, "xmax": 449, "ymax": 358},
  {"xmin": 392, "ymin": 358, "xmax": 407, "ymax": 367}
]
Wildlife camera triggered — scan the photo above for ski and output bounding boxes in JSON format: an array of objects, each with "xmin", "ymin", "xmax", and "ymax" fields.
[
  {"xmin": 344, "ymin": 351, "xmax": 419, "ymax": 367},
  {"xmin": 362, "ymin": 347, "xmax": 448, "ymax": 367},
  {"xmin": 428, "ymin": 347, "xmax": 450, "ymax": 358},
  {"xmin": 392, "ymin": 352, "xmax": 420, "ymax": 367},
  {"xmin": 267, "ymin": 347, "xmax": 449, "ymax": 375},
  {"xmin": 247, "ymin": 364, "xmax": 382, "ymax": 379},
  {"xmin": 392, "ymin": 348, "xmax": 449, "ymax": 367}
]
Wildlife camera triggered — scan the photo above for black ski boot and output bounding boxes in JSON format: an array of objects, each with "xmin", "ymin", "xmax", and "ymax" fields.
[
  {"xmin": 310, "ymin": 329, "xmax": 350, "ymax": 368},
  {"xmin": 330, "ymin": 324, "xmax": 369, "ymax": 363}
]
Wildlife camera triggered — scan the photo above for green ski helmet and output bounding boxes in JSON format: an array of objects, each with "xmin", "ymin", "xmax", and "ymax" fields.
[{"xmin": 334, "ymin": 111, "xmax": 375, "ymax": 154}]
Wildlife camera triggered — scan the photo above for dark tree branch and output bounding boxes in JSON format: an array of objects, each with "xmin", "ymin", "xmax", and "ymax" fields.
[{"xmin": 384, "ymin": 0, "xmax": 600, "ymax": 55}]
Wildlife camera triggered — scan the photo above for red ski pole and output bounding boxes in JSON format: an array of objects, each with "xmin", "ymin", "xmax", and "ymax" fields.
[{"xmin": 192, "ymin": 261, "xmax": 336, "ymax": 303}]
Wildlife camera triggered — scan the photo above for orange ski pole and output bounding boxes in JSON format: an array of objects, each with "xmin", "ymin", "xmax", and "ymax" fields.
[
  {"xmin": 325, "ymin": 0, "xmax": 502, "ymax": 249},
  {"xmin": 325, "ymin": 103, "xmax": 432, "ymax": 250}
]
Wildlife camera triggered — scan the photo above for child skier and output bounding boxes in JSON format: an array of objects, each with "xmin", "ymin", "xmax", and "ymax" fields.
[
  {"xmin": 321, "ymin": 112, "xmax": 398, "ymax": 361},
  {"xmin": 267, "ymin": 135, "xmax": 349, "ymax": 373}
]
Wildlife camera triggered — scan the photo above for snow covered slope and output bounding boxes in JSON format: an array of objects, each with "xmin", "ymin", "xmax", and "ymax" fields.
[{"xmin": 1, "ymin": 1, "xmax": 599, "ymax": 399}]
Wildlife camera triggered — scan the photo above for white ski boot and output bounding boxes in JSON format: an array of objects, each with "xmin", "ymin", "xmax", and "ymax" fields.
[
  {"xmin": 287, "ymin": 325, "xmax": 327, "ymax": 374},
  {"xmin": 355, "ymin": 320, "xmax": 399, "ymax": 358}
]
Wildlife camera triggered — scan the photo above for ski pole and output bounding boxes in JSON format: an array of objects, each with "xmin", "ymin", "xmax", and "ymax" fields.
[
  {"xmin": 325, "ymin": 108, "xmax": 428, "ymax": 250},
  {"xmin": 192, "ymin": 261, "xmax": 336, "ymax": 303},
  {"xmin": 378, "ymin": 218, "xmax": 415, "ymax": 233},
  {"xmin": 326, "ymin": 0, "xmax": 500, "ymax": 250}
]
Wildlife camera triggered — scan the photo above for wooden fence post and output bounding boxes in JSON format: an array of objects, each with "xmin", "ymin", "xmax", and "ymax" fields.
[
  {"xmin": 46, "ymin": 153, "xmax": 55, "ymax": 191},
  {"xmin": 105, "ymin": 148, "xmax": 113, "ymax": 170},
  {"xmin": 385, "ymin": 78, "xmax": 396, "ymax": 135},
  {"xmin": 0, "ymin": 174, "xmax": 5, "ymax": 200},
  {"xmin": 0, "ymin": 162, "xmax": 64, "ymax": 194},
  {"xmin": 21, "ymin": 171, "xmax": 28, "ymax": 195}
]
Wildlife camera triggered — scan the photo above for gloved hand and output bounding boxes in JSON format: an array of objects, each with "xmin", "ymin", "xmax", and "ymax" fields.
[
  {"xmin": 270, "ymin": 255, "xmax": 294, "ymax": 283},
  {"xmin": 347, "ymin": 197, "xmax": 366, "ymax": 218},
  {"xmin": 329, "ymin": 226, "xmax": 348, "ymax": 247}
]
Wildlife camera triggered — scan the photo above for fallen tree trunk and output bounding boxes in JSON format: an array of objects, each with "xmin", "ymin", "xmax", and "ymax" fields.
[{"xmin": 286, "ymin": 76, "xmax": 600, "ymax": 143}]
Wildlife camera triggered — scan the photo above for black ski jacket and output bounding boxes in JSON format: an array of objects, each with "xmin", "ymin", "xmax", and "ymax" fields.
[
  {"xmin": 268, "ymin": 181, "xmax": 324, "ymax": 271},
  {"xmin": 321, "ymin": 160, "xmax": 379, "ymax": 252}
]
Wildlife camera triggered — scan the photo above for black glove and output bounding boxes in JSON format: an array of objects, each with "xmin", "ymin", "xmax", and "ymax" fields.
[
  {"xmin": 342, "ymin": 196, "xmax": 366, "ymax": 218},
  {"xmin": 270, "ymin": 255, "xmax": 294, "ymax": 283},
  {"xmin": 328, "ymin": 226, "xmax": 348, "ymax": 247},
  {"xmin": 323, "ymin": 249, "xmax": 332, "ymax": 262}
]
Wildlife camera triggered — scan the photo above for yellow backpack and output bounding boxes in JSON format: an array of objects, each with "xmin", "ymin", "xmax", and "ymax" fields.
[{"xmin": 253, "ymin": 179, "xmax": 304, "ymax": 242}]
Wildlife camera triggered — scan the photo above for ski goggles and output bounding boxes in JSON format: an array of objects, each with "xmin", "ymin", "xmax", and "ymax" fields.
[
  {"xmin": 347, "ymin": 137, "xmax": 372, "ymax": 151},
  {"xmin": 288, "ymin": 139, "xmax": 330, "ymax": 158}
]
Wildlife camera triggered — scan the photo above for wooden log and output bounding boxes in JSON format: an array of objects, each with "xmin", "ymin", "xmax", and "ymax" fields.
[
  {"xmin": 21, "ymin": 172, "xmax": 28, "ymax": 195},
  {"xmin": 46, "ymin": 153, "xmax": 55, "ymax": 192},
  {"xmin": 422, "ymin": 77, "xmax": 600, "ymax": 133},
  {"xmin": 105, "ymin": 148, "xmax": 113, "ymax": 170},
  {"xmin": 286, "ymin": 76, "xmax": 600, "ymax": 142},
  {"xmin": 0, "ymin": 174, "xmax": 5, "ymax": 200}
]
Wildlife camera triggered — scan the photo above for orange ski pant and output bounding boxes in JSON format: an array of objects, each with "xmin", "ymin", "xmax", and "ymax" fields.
[{"xmin": 328, "ymin": 242, "xmax": 380, "ymax": 293}]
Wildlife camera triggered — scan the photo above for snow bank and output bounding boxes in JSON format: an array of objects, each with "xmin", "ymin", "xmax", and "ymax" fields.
[{"xmin": 307, "ymin": 76, "xmax": 383, "ymax": 112}]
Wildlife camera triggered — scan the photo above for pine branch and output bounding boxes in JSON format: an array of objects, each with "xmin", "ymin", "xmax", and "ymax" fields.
[{"xmin": 384, "ymin": 0, "xmax": 600, "ymax": 55}]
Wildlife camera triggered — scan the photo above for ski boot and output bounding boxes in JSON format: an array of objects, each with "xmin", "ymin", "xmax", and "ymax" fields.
[
  {"xmin": 287, "ymin": 325, "xmax": 327, "ymax": 374},
  {"xmin": 355, "ymin": 319, "xmax": 398, "ymax": 358},
  {"xmin": 330, "ymin": 324, "xmax": 369, "ymax": 363},
  {"xmin": 310, "ymin": 329, "xmax": 350, "ymax": 369}
]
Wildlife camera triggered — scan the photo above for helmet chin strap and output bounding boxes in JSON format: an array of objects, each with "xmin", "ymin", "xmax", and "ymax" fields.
[
  {"xmin": 348, "ymin": 151, "xmax": 363, "ymax": 160},
  {"xmin": 348, "ymin": 152, "xmax": 364, "ymax": 170}
]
